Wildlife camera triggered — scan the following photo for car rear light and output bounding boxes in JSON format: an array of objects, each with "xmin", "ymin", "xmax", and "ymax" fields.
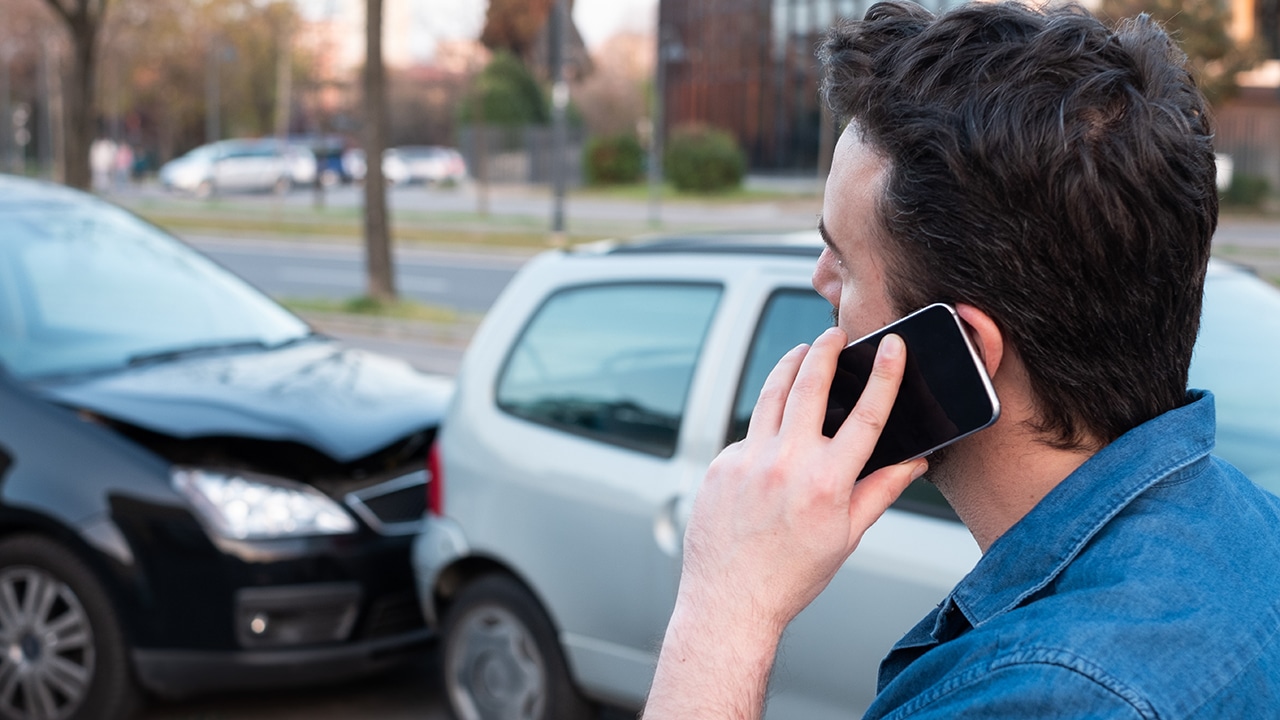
[{"xmin": 426, "ymin": 441, "xmax": 443, "ymax": 516}]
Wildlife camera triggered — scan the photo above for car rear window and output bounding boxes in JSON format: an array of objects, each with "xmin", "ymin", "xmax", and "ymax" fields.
[
  {"xmin": 1191, "ymin": 269, "xmax": 1280, "ymax": 492},
  {"xmin": 496, "ymin": 282, "xmax": 721, "ymax": 458}
]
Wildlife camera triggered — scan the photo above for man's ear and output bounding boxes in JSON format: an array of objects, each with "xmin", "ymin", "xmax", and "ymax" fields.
[{"xmin": 954, "ymin": 304, "xmax": 1003, "ymax": 379}]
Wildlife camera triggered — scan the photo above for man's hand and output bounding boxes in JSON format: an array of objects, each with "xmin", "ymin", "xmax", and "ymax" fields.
[{"xmin": 644, "ymin": 328, "xmax": 927, "ymax": 719}]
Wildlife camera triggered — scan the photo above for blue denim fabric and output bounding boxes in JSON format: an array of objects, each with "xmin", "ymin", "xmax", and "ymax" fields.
[{"xmin": 865, "ymin": 391, "xmax": 1280, "ymax": 719}]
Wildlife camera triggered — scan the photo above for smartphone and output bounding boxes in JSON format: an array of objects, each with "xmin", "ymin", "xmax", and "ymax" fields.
[{"xmin": 823, "ymin": 303, "xmax": 1000, "ymax": 478}]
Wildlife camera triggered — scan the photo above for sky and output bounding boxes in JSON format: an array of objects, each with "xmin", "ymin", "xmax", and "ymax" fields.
[
  {"xmin": 297, "ymin": 0, "xmax": 659, "ymax": 59},
  {"xmin": 574, "ymin": 0, "xmax": 659, "ymax": 47}
]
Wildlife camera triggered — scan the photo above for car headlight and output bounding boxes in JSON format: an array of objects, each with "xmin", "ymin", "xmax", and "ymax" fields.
[{"xmin": 172, "ymin": 468, "xmax": 357, "ymax": 540}]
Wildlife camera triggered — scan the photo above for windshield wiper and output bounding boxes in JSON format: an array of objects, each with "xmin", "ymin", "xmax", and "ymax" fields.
[
  {"xmin": 126, "ymin": 332, "xmax": 323, "ymax": 367},
  {"xmin": 127, "ymin": 339, "xmax": 273, "ymax": 367}
]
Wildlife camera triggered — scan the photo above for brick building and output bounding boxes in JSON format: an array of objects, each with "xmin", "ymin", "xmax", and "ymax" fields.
[
  {"xmin": 657, "ymin": 0, "xmax": 954, "ymax": 171},
  {"xmin": 660, "ymin": 0, "xmax": 1280, "ymax": 182}
]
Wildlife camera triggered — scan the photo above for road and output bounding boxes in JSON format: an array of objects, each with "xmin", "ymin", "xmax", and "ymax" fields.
[
  {"xmin": 189, "ymin": 235, "xmax": 530, "ymax": 314},
  {"xmin": 141, "ymin": 653, "xmax": 448, "ymax": 720}
]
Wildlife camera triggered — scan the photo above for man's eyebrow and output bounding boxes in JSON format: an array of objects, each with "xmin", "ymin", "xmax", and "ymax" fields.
[{"xmin": 817, "ymin": 217, "xmax": 842, "ymax": 257}]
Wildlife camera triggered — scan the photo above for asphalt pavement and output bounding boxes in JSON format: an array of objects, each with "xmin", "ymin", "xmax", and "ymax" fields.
[{"xmin": 140, "ymin": 652, "xmax": 448, "ymax": 720}]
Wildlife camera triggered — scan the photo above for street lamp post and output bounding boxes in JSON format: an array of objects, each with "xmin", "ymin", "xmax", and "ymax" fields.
[
  {"xmin": 549, "ymin": 0, "xmax": 569, "ymax": 242},
  {"xmin": 648, "ymin": 22, "xmax": 684, "ymax": 228},
  {"xmin": 1, "ymin": 46, "xmax": 11, "ymax": 175},
  {"xmin": 206, "ymin": 40, "xmax": 221, "ymax": 145}
]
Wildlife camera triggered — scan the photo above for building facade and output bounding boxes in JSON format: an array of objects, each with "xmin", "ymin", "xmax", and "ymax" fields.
[
  {"xmin": 659, "ymin": 0, "xmax": 955, "ymax": 171},
  {"xmin": 662, "ymin": 0, "xmax": 1280, "ymax": 178}
]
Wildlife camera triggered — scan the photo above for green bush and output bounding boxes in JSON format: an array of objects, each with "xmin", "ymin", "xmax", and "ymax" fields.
[
  {"xmin": 457, "ymin": 51, "xmax": 549, "ymax": 127},
  {"xmin": 664, "ymin": 124, "xmax": 746, "ymax": 193},
  {"xmin": 584, "ymin": 134, "xmax": 645, "ymax": 185},
  {"xmin": 1221, "ymin": 174, "xmax": 1270, "ymax": 208}
]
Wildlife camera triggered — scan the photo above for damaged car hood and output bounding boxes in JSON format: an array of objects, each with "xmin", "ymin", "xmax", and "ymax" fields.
[{"xmin": 37, "ymin": 339, "xmax": 454, "ymax": 463}]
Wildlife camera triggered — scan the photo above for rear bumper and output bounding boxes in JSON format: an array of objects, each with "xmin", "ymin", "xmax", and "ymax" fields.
[
  {"xmin": 133, "ymin": 627, "xmax": 433, "ymax": 699},
  {"xmin": 410, "ymin": 516, "xmax": 470, "ymax": 628}
]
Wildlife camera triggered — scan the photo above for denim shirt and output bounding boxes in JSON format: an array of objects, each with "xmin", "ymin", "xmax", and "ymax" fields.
[{"xmin": 865, "ymin": 391, "xmax": 1280, "ymax": 719}]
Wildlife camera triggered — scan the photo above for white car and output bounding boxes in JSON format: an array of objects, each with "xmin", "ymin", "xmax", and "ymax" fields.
[
  {"xmin": 159, "ymin": 139, "xmax": 309, "ymax": 198},
  {"xmin": 341, "ymin": 148, "xmax": 410, "ymax": 185},
  {"xmin": 392, "ymin": 145, "xmax": 468, "ymax": 185},
  {"xmin": 412, "ymin": 233, "xmax": 1280, "ymax": 720}
]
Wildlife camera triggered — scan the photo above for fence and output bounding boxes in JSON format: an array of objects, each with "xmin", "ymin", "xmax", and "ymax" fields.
[
  {"xmin": 456, "ymin": 125, "xmax": 585, "ymax": 187},
  {"xmin": 1216, "ymin": 93, "xmax": 1280, "ymax": 196}
]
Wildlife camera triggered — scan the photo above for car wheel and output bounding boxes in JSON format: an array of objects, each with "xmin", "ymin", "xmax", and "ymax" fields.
[
  {"xmin": 194, "ymin": 180, "xmax": 214, "ymax": 200},
  {"xmin": 273, "ymin": 176, "xmax": 292, "ymax": 196},
  {"xmin": 0, "ymin": 536, "xmax": 140, "ymax": 720},
  {"xmin": 442, "ymin": 574, "xmax": 594, "ymax": 720}
]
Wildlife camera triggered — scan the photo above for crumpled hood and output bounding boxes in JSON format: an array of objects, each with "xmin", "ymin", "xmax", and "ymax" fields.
[{"xmin": 39, "ymin": 339, "xmax": 454, "ymax": 463}]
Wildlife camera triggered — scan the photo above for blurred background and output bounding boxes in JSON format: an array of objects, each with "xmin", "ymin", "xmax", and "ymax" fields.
[{"xmin": 4, "ymin": 0, "xmax": 1280, "ymax": 201}]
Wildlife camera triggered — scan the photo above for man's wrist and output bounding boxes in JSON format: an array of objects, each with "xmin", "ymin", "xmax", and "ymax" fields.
[{"xmin": 643, "ymin": 597, "xmax": 783, "ymax": 719}]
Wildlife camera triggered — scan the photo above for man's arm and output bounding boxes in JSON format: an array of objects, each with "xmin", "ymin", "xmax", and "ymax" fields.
[{"xmin": 643, "ymin": 328, "xmax": 928, "ymax": 719}]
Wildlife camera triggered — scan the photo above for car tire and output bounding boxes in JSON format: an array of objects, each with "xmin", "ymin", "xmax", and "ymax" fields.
[
  {"xmin": 441, "ymin": 574, "xmax": 594, "ymax": 720},
  {"xmin": 0, "ymin": 535, "xmax": 141, "ymax": 720},
  {"xmin": 273, "ymin": 176, "xmax": 292, "ymax": 196},
  {"xmin": 194, "ymin": 180, "xmax": 214, "ymax": 200}
]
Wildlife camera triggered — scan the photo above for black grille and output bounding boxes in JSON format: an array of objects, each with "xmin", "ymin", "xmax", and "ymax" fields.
[
  {"xmin": 363, "ymin": 591, "xmax": 426, "ymax": 639},
  {"xmin": 361, "ymin": 483, "xmax": 426, "ymax": 524},
  {"xmin": 345, "ymin": 471, "xmax": 428, "ymax": 534}
]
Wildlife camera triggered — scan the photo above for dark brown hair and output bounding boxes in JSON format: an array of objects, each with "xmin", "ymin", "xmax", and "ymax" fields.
[{"xmin": 820, "ymin": 1, "xmax": 1217, "ymax": 449}]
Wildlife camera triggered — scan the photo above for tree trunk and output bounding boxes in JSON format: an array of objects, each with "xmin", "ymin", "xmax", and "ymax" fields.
[
  {"xmin": 64, "ymin": 16, "xmax": 96, "ymax": 189},
  {"xmin": 363, "ymin": 0, "xmax": 396, "ymax": 303},
  {"xmin": 42, "ymin": 0, "xmax": 103, "ymax": 190}
]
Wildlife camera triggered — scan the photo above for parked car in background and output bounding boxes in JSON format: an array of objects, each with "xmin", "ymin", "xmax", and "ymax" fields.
[
  {"xmin": 341, "ymin": 148, "xmax": 409, "ymax": 186},
  {"xmin": 0, "ymin": 175, "xmax": 452, "ymax": 719},
  {"xmin": 392, "ymin": 146, "xmax": 468, "ymax": 185},
  {"xmin": 412, "ymin": 233, "xmax": 1280, "ymax": 720},
  {"xmin": 284, "ymin": 143, "xmax": 319, "ymax": 187},
  {"xmin": 159, "ymin": 139, "xmax": 313, "ymax": 198}
]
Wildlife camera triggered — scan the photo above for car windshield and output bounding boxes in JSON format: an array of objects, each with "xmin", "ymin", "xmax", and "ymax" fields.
[
  {"xmin": 1191, "ymin": 266, "xmax": 1280, "ymax": 493},
  {"xmin": 183, "ymin": 145, "xmax": 217, "ymax": 162},
  {"xmin": 0, "ymin": 197, "xmax": 310, "ymax": 380}
]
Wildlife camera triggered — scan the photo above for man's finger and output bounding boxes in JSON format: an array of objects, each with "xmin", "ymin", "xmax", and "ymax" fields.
[
  {"xmin": 848, "ymin": 459, "xmax": 927, "ymax": 537},
  {"xmin": 832, "ymin": 333, "xmax": 907, "ymax": 466},
  {"xmin": 746, "ymin": 343, "xmax": 809, "ymax": 440},
  {"xmin": 778, "ymin": 327, "xmax": 847, "ymax": 436}
]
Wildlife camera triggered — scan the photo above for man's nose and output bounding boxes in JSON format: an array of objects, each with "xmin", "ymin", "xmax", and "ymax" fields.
[{"xmin": 812, "ymin": 249, "xmax": 839, "ymax": 300}]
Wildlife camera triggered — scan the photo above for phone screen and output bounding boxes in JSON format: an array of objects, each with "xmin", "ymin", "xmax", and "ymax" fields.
[{"xmin": 823, "ymin": 303, "xmax": 1000, "ymax": 478}]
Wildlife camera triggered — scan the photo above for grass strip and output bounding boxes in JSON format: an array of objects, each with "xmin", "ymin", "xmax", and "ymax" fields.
[
  {"xmin": 281, "ymin": 296, "xmax": 480, "ymax": 324},
  {"xmin": 141, "ymin": 212, "xmax": 604, "ymax": 249}
]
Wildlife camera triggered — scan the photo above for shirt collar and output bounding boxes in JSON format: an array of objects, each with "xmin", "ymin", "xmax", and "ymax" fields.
[{"xmin": 946, "ymin": 390, "xmax": 1217, "ymax": 633}]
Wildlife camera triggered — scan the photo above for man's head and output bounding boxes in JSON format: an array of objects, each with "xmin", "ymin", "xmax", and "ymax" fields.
[{"xmin": 815, "ymin": 1, "xmax": 1217, "ymax": 451}]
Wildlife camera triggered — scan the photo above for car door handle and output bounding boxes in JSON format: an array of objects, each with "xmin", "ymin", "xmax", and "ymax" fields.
[{"xmin": 653, "ymin": 495, "xmax": 682, "ymax": 558}]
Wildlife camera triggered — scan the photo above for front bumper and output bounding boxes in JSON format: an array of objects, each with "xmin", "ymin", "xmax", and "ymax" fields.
[{"xmin": 133, "ymin": 626, "xmax": 433, "ymax": 698}]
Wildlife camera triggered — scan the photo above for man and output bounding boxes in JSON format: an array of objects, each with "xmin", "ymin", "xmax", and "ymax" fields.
[{"xmin": 644, "ymin": 2, "xmax": 1280, "ymax": 718}]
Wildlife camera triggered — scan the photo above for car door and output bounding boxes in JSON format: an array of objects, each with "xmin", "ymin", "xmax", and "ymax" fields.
[
  {"xmin": 213, "ymin": 144, "xmax": 256, "ymax": 191},
  {"xmin": 448, "ymin": 274, "xmax": 726, "ymax": 707}
]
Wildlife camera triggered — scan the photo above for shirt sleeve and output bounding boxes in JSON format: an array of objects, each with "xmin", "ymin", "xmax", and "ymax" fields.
[{"xmin": 883, "ymin": 661, "xmax": 1154, "ymax": 720}]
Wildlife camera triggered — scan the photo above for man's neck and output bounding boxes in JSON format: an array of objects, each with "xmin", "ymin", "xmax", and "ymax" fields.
[
  {"xmin": 934, "ymin": 433, "xmax": 1096, "ymax": 552},
  {"xmin": 929, "ymin": 361, "xmax": 1101, "ymax": 553}
]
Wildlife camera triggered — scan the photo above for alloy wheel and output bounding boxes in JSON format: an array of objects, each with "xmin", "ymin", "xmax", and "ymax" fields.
[
  {"xmin": 0, "ymin": 567, "xmax": 95, "ymax": 720},
  {"xmin": 446, "ymin": 604, "xmax": 547, "ymax": 720}
]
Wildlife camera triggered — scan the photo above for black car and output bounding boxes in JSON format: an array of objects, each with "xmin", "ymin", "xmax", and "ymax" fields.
[{"xmin": 0, "ymin": 175, "xmax": 451, "ymax": 719}]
